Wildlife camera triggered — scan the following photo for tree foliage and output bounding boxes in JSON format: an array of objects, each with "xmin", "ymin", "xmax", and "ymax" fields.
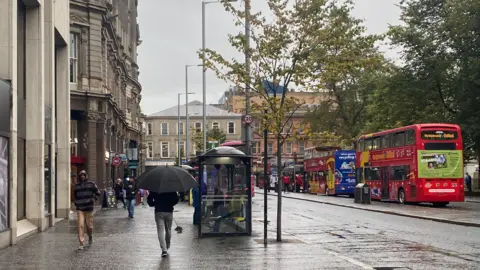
[
  {"xmin": 300, "ymin": 0, "xmax": 386, "ymax": 146},
  {"xmin": 367, "ymin": 0, "xmax": 480, "ymax": 161},
  {"xmin": 190, "ymin": 127, "xmax": 227, "ymax": 153}
]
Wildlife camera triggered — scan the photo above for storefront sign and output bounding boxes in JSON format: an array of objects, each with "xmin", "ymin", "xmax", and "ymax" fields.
[{"xmin": 417, "ymin": 150, "xmax": 463, "ymax": 179}]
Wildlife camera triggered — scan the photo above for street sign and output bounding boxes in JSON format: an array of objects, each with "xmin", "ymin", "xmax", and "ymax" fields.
[
  {"xmin": 243, "ymin": 114, "xmax": 253, "ymax": 124},
  {"xmin": 111, "ymin": 155, "xmax": 122, "ymax": 167}
]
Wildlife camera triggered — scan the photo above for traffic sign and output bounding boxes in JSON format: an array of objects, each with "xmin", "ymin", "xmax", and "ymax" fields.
[
  {"xmin": 243, "ymin": 114, "xmax": 253, "ymax": 124},
  {"xmin": 111, "ymin": 155, "xmax": 122, "ymax": 167}
]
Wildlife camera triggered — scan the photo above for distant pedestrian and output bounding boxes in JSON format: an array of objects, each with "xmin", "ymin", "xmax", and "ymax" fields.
[
  {"xmin": 465, "ymin": 173, "xmax": 472, "ymax": 192},
  {"xmin": 283, "ymin": 173, "xmax": 290, "ymax": 193},
  {"xmin": 142, "ymin": 189, "xmax": 149, "ymax": 208},
  {"xmin": 73, "ymin": 170, "xmax": 100, "ymax": 250},
  {"xmin": 147, "ymin": 191, "xmax": 179, "ymax": 257},
  {"xmin": 295, "ymin": 173, "xmax": 303, "ymax": 193},
  {"xmin": 114, "ymin": 178, "xmax": 126, "ymax": 208},
  {"xmin": 125, "ymin": 177, "xmax": 137, "ymax": 218}
]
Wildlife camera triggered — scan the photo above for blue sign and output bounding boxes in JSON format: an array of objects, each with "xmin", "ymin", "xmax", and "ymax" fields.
[{"xmin": 334, "ymin": 150, "xmax": 356, "ymax": 194}]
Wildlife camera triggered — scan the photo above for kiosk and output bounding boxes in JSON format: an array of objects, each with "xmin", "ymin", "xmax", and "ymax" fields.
[{"xmin": 197, "ymin": 147, "xmax": 252, "ymax": 237}]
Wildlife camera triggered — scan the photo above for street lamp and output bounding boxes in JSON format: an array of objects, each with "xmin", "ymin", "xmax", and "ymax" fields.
[
  {"xmin": 185, "ymin": 64, "xmax": 202, "ymax": 161},
  {"xmin": 178, "ymin": 92, "xmax": 195, "ymax": 166},
  {"xmin": 202, "ymin": 0, "xmax": 238, "ymax": 152}
]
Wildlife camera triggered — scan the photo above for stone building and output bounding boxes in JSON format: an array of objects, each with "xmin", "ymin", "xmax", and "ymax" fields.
[
  {"xmin": 144, "ymin": 101, "xmax": 242, "ymax": 167},
  {"xmin": 0, "ymin": 0, "xmax": 70, "ymax": 248},
  {"xmin": 69, "ymin": 0, "xmax": 143, "ymax": 192}
]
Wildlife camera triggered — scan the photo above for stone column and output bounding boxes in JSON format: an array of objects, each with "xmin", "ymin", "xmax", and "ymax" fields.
[
  {"xmin": 54, "ymin": 43, "xmax": 70, "ymax": 220},
  {"xmin": 25, "ymin": 4, "xmax": 46, "ymax": 230},
  {"xmin": 96, "ymin": 118, "xmax": 107, "ymax": 190},
  {"xmin": 86, "ymin": 114, "xmax": 99, "ymax": 188}
]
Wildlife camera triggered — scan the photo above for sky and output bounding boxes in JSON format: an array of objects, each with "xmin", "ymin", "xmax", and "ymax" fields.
[{"xmin": 137, "ymin": 0, "xmax": 402, "ymax": 116}]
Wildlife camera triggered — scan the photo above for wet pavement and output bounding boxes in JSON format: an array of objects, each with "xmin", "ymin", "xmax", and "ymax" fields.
[
  {"xmin": 0, "ymin": 195, "xmax": 479, "ymax": 269},
  {"xmin": 258, "ymin": 189, "xmax": 480, "ymax": 227}
]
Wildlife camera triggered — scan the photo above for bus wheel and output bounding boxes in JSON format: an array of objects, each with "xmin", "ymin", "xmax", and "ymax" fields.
[
  {"xmin": 398, "ymin": 189, "xmax": 406, "ymax": 204},
  {"xmin": 433, "ymin": 202, "xmax": 449, "ymax": 207}
]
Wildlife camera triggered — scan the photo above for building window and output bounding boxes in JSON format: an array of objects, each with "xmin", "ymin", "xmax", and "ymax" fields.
[
  {"xmin": 179, "ymin": 142, "xmax": 185, "ymax": 157},
  {"xmin": 69, "ymin": 33, "xmax": 78, "ymax": 83},
  {"xmin": 195, "ymin": 122, "xmax": 202, "ymax": 133},
  {"xmin": 228, "ymin": 122, "xmax": 235, "ymax": 134},
  {"xmin": 161, "ymin": 123, "xmax": 168, "ymax": 135},
  {"xmin": 212, "ymin": 122, "xmax": 219, "ymax": 130},
  {"xmin": 285, "ymin": 142, "xmax": 292, "ymax": 154},
  {"xmin": 147, "ymin": 123, "xmax": 152, "ymax": 135},
  {"xmin": 161, "ymin": 142, "xmax": 169, "ymax": 158},
  {"xmin": 252, "ymin": 141, "xmax": 259, "ymax": 154},
  {"xmin": 147, "ymin": 142, "xmax": 153, "ymax": 158},
  {"xmin": 298, "ymin": 141, "xmax": 305, "ymax": 154},
  {"xmin": 178, "ymin": 122, "xmax": 184, "ymax": 135},
  {"xmin": 70, "ymin": 120, "xmax": 78, "ymax": 156},
  {"xmin": 267, "ymin": 143, "xmax": 273, "ymax": 154}
]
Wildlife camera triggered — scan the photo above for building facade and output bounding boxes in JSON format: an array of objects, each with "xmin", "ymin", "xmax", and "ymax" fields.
[
  {"xmin": 0, "ymin": 0, "xmax": 70, "ymax": 248},
  {"xmin": 145, "ymin": 101, "xmax": 242, "ymax": 167},
  {"xmin": 69, "ymin": 0, "xmax": 143, "ymax": 192}
]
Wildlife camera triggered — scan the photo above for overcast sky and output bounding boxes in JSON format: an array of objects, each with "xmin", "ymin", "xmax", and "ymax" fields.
[{"xmin": 137, "ymin": 0, "xmax": 402, "ymax": 115}]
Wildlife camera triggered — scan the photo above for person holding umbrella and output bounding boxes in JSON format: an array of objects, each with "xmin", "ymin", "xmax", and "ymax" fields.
[
  {"xmin": 125, "ymin": 177, "xmax": 137, "ymax": 218},
  {"xmin": 136, "ymin": 165, "xmax": 199, "ymax": 257}
]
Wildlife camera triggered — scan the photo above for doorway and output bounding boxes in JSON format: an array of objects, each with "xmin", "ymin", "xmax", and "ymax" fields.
[{"xmin": 381, "ymin": 167, "xmax": 390, "ymax": 200}]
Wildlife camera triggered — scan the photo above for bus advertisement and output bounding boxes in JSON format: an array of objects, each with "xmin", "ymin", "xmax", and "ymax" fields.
[
  {"xmin": 356, "ymin": 123, "xmax": 464, "ymax": 207},
  {"xmin": 304, "ymin": 147, "xmax": 356, "ymax": 196}
]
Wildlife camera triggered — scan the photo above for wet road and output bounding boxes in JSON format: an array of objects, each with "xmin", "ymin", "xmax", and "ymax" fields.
[
  {"xmin": 0, "ymin": 196, "xmax": 478, "ymax": 269},
  {"xmin": 263, "ymin": 194, "xmax": 480, "ymax": 269}
]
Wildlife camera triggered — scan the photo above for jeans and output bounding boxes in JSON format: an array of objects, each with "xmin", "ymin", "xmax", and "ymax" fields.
[
  {"xmin": 155, "ymin": 212, "xmax": 173, "ymax": 252},
  {"xmin": 77, "ymin": 210, "xmax": 93, "ymax": 245},
  {"xmin": 126, "ymin": 199, "xmax": 136, "ymax": 217}
]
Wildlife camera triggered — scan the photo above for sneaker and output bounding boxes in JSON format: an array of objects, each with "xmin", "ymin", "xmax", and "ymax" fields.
[
  {"xmin": 161, "ymin": 251, "xmax": 168, "ymax": 257},
  {"xmin": 78, "ymin": 245, "xmax": 84, "ymax": 250},
  {"xmin": 88, "ymin": 235, "xmax": 93, "ymax": 246}
]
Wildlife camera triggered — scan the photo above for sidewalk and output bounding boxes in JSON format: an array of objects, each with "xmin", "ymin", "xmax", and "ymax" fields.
[
  {"xmin": 257, "ymin": 189, "xmax": 480, "ymax": 227},
  {"xmin": 0, "ymin": 202, "xmax": 359, "ymax": 270}
]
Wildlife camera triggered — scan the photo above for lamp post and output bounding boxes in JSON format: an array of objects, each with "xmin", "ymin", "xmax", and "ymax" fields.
[
  {"xmin": 185, "ymin": 64, "xmax": 202, "ymax": 162},
  {"xmin": 202, "ymin": 0, "xmax": 237, "ymax": 152},
  {"xmin": 178, "ymin": 92, "xmax": 194, "ymax": 166}
]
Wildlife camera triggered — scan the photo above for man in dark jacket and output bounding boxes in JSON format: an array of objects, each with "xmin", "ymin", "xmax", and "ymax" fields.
[
  {"xmin": 73, "ymin": 170, "xmax": 100, "ymax": 250},
  {"xmin": 125, "ymin": 177, "xmax": 137, "ymax": 218},
  {"xmin": 114, "ymin": 178, "xmax": 126, "ymax": 208},
  {"xmin": 147, "ymin": 191, "xmax": 179, "ymax": 257}
]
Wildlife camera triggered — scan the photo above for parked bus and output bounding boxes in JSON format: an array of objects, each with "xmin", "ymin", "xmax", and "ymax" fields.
[
  {"xmin": 304, "ymin": 146, "xmax": 356, "ymax": 196},
  {"xmin": 219, "ymin": 140, "xmax": 255, "ymax": 197},
  {"xmin": 356, "ymin": 124, "xmax": 464, "ymax": 207}
]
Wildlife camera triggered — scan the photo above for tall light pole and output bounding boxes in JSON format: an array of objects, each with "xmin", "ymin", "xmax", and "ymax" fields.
[
  {"xmin": 178, "ymin": 92, "xmax": 194, "ymax": 166},
  {"xmin": 244, "ymin": 0, "xmax": 251, "ymax": 156},
  {"xmin": 185, "ymin": 64, "xmax": 202, "ymax": 161},
  {"xmin": 202, "ymin": 0, "xmax": 237, "ymax": 152}
]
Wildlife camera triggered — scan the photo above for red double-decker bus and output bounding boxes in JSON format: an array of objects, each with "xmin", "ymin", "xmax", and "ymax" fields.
[{"xmin": 356, "ymin": 124, "xmax": 464, "ymax": 207}]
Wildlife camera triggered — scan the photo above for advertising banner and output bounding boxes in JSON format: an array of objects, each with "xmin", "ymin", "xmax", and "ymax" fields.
[
  {"xmin": 334, "ymin": 150, "xmax": 356, "ymax": 185},
  {"xmin": 417, "ymin": 150, "xmax": 463, "ymax": 179}
]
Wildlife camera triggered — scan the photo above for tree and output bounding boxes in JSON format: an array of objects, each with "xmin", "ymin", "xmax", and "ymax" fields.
[
  {"xmin": 301, "ymin": 0, "xmax": 387, "ymax": 146},
  {"xmin": 369, "ymin": 0, "xmax": 480, "ymax": 162},
  {"xmin": 200, "ymin": 0, "xmax": 333, "ymax": 241},
  {"xmin": 191, "ymin": 127, "xmax": 227, "ymax": 153}
]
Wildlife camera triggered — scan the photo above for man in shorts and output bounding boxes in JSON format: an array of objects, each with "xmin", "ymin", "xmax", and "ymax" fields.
[{"xmin": 73, "ymin": 170, "xmax": 100, "ymax": 250}]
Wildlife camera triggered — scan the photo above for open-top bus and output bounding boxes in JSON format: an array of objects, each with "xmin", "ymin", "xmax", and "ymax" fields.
[
  {"xmin": 304, "ymin": 146, "xmax": 356, "ymax": 196},
  {"xmin": 356, "ymin": 124, "xmax": 464, "ymax": 206}
]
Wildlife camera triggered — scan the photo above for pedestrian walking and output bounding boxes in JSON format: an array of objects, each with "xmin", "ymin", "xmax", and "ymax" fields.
[
  {"xmin": 114, "ymin": 178, "xmax": 126, "ymax": 208},
  {"xmin": 73, "ymin": 170, "xmax": 100, "ymax": 250},
  {"xmin": 125, "ymin": 177, "xmax": 137, "ymax": 218},
  {"xmin": 465, "ymin": 172, "xmax": 472, "ymax": 192},
  {"xmin": 283, "ymin": 173, "xmax": 290, "ymax": 193},
  {"xmin": 147, "ymin": 191, "xmax": 179, "ymax": 257},
  {"xmin": 142, "ymin": 189, "xmax": 149, "ymax": 208}
]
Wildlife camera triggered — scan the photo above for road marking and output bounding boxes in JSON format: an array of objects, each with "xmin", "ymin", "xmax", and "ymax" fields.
[{"xmin": 323, "ymin": 248, "xmax": 374, "ymax": 269}]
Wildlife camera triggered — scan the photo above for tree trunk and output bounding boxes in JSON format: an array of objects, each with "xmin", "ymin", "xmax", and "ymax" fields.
[{"xmin": 276, "ymin": 137, "xmax": 282, "ymax": 242}]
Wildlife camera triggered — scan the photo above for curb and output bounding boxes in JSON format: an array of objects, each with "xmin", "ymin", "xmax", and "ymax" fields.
[{"xmin": 257, "ymin": 191, "xmax": 480, "ymax": 228}]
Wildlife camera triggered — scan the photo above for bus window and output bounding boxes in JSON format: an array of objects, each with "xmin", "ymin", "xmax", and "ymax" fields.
[
  {"xmin": 391, "ymin": 166, "xmax": 409, "ymax": 181},
  {"xmin": 373, "ymin": 137, "xmax": 381, "ymax": 150},
  {"xmin": 381, "ymin": 134, "xmax": 391, "ymax": 149},
  {"xmin": 365, "ymin": 167, "xmax": 380, "ymax": 181},
  {"xmin": 406, "ymin": 129, "xmax": 415, "ymax": 145},
  {"xmin": 358, "ymin": 140, "xmax": 365, "ymax": 152},
  {"xmin": 393, "ymin": 132, "xmax": 405, "ymax": 147},
  {"xmin": 365, "ymin": 139, "xmax": 373, "ymax": 150}
]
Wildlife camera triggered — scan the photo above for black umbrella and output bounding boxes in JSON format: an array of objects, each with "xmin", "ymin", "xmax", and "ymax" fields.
[{"xmin": 136, "ymin": 166, "xmax": 198, "ymax": 193}]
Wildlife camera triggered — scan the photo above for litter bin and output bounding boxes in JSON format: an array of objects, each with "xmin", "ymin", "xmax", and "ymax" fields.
[{"xmin": 354, "ymin": 183, "xmax": 371, "ymax": 204}]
